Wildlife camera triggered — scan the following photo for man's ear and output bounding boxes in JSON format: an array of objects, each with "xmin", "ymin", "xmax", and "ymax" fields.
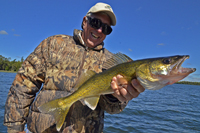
[{"xmin": 82, "ymin": 16, "xmax": 87, "ymax": 29}]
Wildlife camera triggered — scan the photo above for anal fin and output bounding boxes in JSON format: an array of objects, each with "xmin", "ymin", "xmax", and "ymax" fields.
[{"xmin": 83, "ymin": 96, "xmax": 100, "ymax": 110}]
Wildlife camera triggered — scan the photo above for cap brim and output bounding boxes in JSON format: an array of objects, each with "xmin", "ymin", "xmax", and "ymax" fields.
[{"xmin": 89, "ymin": 10, "xmax": 116, "ymax": 26}]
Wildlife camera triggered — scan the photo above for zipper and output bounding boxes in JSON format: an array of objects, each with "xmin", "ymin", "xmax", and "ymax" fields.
[
  {"xmin": 76, "ymin": 31, "xmax": 91, "ymax": 83},
  {"xmin": 77, "ymin": 48, "xmax": 88, "ymax": 78}
]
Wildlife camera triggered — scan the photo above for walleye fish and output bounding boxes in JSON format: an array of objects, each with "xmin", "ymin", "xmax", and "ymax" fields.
[{"xmin": 38, "ymin": 53, "xmax": 196, "ymax": 131}]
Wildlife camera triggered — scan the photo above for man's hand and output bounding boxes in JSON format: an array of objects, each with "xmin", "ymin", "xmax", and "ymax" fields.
[{"xmin": 111, "ymin": 75, "xmax": 145, "ymax": 102}]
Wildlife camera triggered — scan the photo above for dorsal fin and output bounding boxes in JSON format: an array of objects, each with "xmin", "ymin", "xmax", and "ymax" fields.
[
  {"xmin": 73, "ymin": 69, "xmax": 96, "ymax": 89},
  {"xmin": 103, "ymin": 52, "xmax": 133, "ymax": 69}
]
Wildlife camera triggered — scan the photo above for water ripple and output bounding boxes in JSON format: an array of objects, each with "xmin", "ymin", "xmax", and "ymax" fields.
[
  {"xmin": 0, "ymin": 72, "xmax": 199, "ymax": 132},
  {"xmin": 104, "ymin": 84, "xmax": 200, "ymax": 133}
]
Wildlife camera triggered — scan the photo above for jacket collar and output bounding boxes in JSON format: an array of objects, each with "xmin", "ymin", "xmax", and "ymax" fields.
[{"xmin": 73, "ymin": 29, "xmax": 104, "ymax": 51}]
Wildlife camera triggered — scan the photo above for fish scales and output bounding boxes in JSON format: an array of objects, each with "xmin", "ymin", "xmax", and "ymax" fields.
[{"xmin": 38, "ymin": 53, "xmax": 196, "ymax": 131}]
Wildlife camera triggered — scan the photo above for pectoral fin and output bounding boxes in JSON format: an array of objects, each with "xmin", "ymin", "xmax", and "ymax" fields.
[
  {"xmin": 83, "ymin": 96, "xmax": 100, "ymax": 110},
  {"xmin": 74, "ymin": 69, "xmax": 96, "ymax": 89}
]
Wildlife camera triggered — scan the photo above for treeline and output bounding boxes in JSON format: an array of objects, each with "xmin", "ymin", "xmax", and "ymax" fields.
[
  {"xmin": 176, "ymin": 81, "xmax": 200, "ymax": 86},
  {"xmin": 0, "ymin": 55, "xmax": 24, "ymax": 71}
]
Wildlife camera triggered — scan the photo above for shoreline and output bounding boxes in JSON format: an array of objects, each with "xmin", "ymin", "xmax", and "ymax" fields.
[{"xmin": 0, "ymin": 70, "xmax": 17, "ymax": 73}]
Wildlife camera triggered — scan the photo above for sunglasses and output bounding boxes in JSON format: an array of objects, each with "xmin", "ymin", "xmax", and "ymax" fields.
[{"xmin": 87, "ymin": 17, "xmax": 112, "ymax": 35}]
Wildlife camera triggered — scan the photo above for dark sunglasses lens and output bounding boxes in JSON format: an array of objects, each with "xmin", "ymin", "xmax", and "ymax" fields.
[
  {"xmin": 90, "ymin": 18, "xmax": 101, "ymax": 29},
  {"xmin": 102, "ymin": 25, "xmax": 112, "ymax": 35}
]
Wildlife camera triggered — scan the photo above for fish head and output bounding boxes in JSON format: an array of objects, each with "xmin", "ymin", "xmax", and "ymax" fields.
[
  {"xmin": 149, "ymin": 55, "xmax": 196, "ymax": 85},
  {"xmin": 137, "ymin": 55, "xmax": 196, "ymax": 90}
]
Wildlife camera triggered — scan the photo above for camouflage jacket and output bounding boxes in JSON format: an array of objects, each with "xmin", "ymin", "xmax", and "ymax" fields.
[{"xmin": 4, "ymin": 29, "xmax": 128, "ymax": 133}]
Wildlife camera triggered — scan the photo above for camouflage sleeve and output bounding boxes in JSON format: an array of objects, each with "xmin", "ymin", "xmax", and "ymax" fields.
[
  {"xmin": 4, "ymin": 39, "xmax": 47, "ymax": 132},
  {"xmin": 99, "ymin": 95, "xmax": 128, "ymax": 114}
]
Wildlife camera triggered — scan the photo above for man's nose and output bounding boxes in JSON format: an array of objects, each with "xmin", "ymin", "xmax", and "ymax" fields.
[{"xmin": 97, "ymin": 27, "xmax": 103, "ymax": 33}]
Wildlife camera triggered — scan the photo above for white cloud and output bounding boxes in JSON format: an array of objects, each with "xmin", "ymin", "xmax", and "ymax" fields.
[
  {"xmin": 195, "ymin": 21, "xmax": 199, "ymax": 25},
  {"xmin": 136, "ymin": 7, "xmax": 142, "ymax": 11},
  {"xmin": 0, "ymin": 30, "xmax": 8, "ymax": 35},
  {"xmin": 183, "ymin": 74, "xmax": 200, "ymax": 82},
  {"xmin": 14, "ymin": 34, "xmax": 21, "ymax": 36},
  {"xmin": 161, "ymin": 31, "xmax": 167, "ymax": 35},
  {"xmin": 158, "ymin": 43, "xmax": 165, "ymax": 46}
]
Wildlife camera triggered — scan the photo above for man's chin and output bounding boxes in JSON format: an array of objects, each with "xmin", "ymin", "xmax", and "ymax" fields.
[
  {"xmin": 87, "ymin": 44, "xmax": 96, "ymax": 48},
  {"xmin": 86, "ymin": 40, "xmax": 98, "ymax": 48}
]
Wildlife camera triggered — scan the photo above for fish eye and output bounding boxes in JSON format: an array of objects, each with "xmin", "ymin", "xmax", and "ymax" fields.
[{"xmin": 163, "ymin": 58, "xmax": 171, "ymax": 64}]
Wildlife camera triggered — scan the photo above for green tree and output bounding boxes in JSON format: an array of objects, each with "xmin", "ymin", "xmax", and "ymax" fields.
[
  {"xmin": 0, "ymin": 55, "xmax": 23, "ymax": 71},
  {"xmin": 21, "ymin": 57, "xmax": 24, "ymax": 63}
]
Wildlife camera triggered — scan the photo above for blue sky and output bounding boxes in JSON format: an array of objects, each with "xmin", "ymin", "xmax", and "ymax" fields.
[{"xmin": 0, "ymin": 0, "xmax": 200, "ymax": 81}]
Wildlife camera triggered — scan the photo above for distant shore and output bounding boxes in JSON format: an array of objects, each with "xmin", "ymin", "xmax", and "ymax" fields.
[
  {"xmin": 0, "ymin": 70, "xmax": 17, "ymax": 73},
  {"xmin": 175, "ymin": 81, "xmax": 200, "ymax": 85}
]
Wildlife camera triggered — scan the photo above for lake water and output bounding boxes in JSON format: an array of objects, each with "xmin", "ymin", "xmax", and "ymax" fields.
[{"xmin": 0, "ymin": 72, "xmax": 199, "ymax": 133}]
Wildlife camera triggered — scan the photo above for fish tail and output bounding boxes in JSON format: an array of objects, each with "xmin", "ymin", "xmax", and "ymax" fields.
[{"xmin": 38, "ymin": 97, "xmax": 72, "ymax": 131}]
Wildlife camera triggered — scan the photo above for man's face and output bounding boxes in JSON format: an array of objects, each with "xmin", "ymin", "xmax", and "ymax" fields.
[{"xmin": 82, "ymin": 13, "xmax": 111, "ymax": 48}]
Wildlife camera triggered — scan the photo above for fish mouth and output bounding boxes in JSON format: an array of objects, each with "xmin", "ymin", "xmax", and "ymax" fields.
[{"xmin": 171, "ymin": 55, "xmax": 196, "ymax": 74}]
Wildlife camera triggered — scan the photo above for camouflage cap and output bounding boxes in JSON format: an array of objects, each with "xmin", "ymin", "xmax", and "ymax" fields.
[{"xmin": 87, "ymin": 2, "xmax": 116, "ymax": 26}]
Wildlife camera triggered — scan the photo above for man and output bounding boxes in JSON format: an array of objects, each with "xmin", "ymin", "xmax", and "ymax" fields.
[{"xmin": 4, "ymin": 2, "xmax": 144, "ymax": 133}]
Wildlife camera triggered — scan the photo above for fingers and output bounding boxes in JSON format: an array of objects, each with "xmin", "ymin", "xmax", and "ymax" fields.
[
  {"xmin": 131, "ymin": 79, "xmax": 145, "ymax": 93},
  {"xmin": 111, "ymin": 75, "xmax": 145, "ymax": 102},
  {"xmin": 116, "ymin": 75, "xmax": 128, "ymax": 85},
  {"xmin": 119, "ymin": 86, "xmax": 132, "ymax": 101},
  {"xmin": 111, "ymin": 76, "xmax": 120, "ymax": 96},
  {"xmin": 111, "ymin": 76, "xmax": 127, "ymax": 102},
  {"xmin": 126, "ymin": 83, "xmax": 140, "ymax": 99}
]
